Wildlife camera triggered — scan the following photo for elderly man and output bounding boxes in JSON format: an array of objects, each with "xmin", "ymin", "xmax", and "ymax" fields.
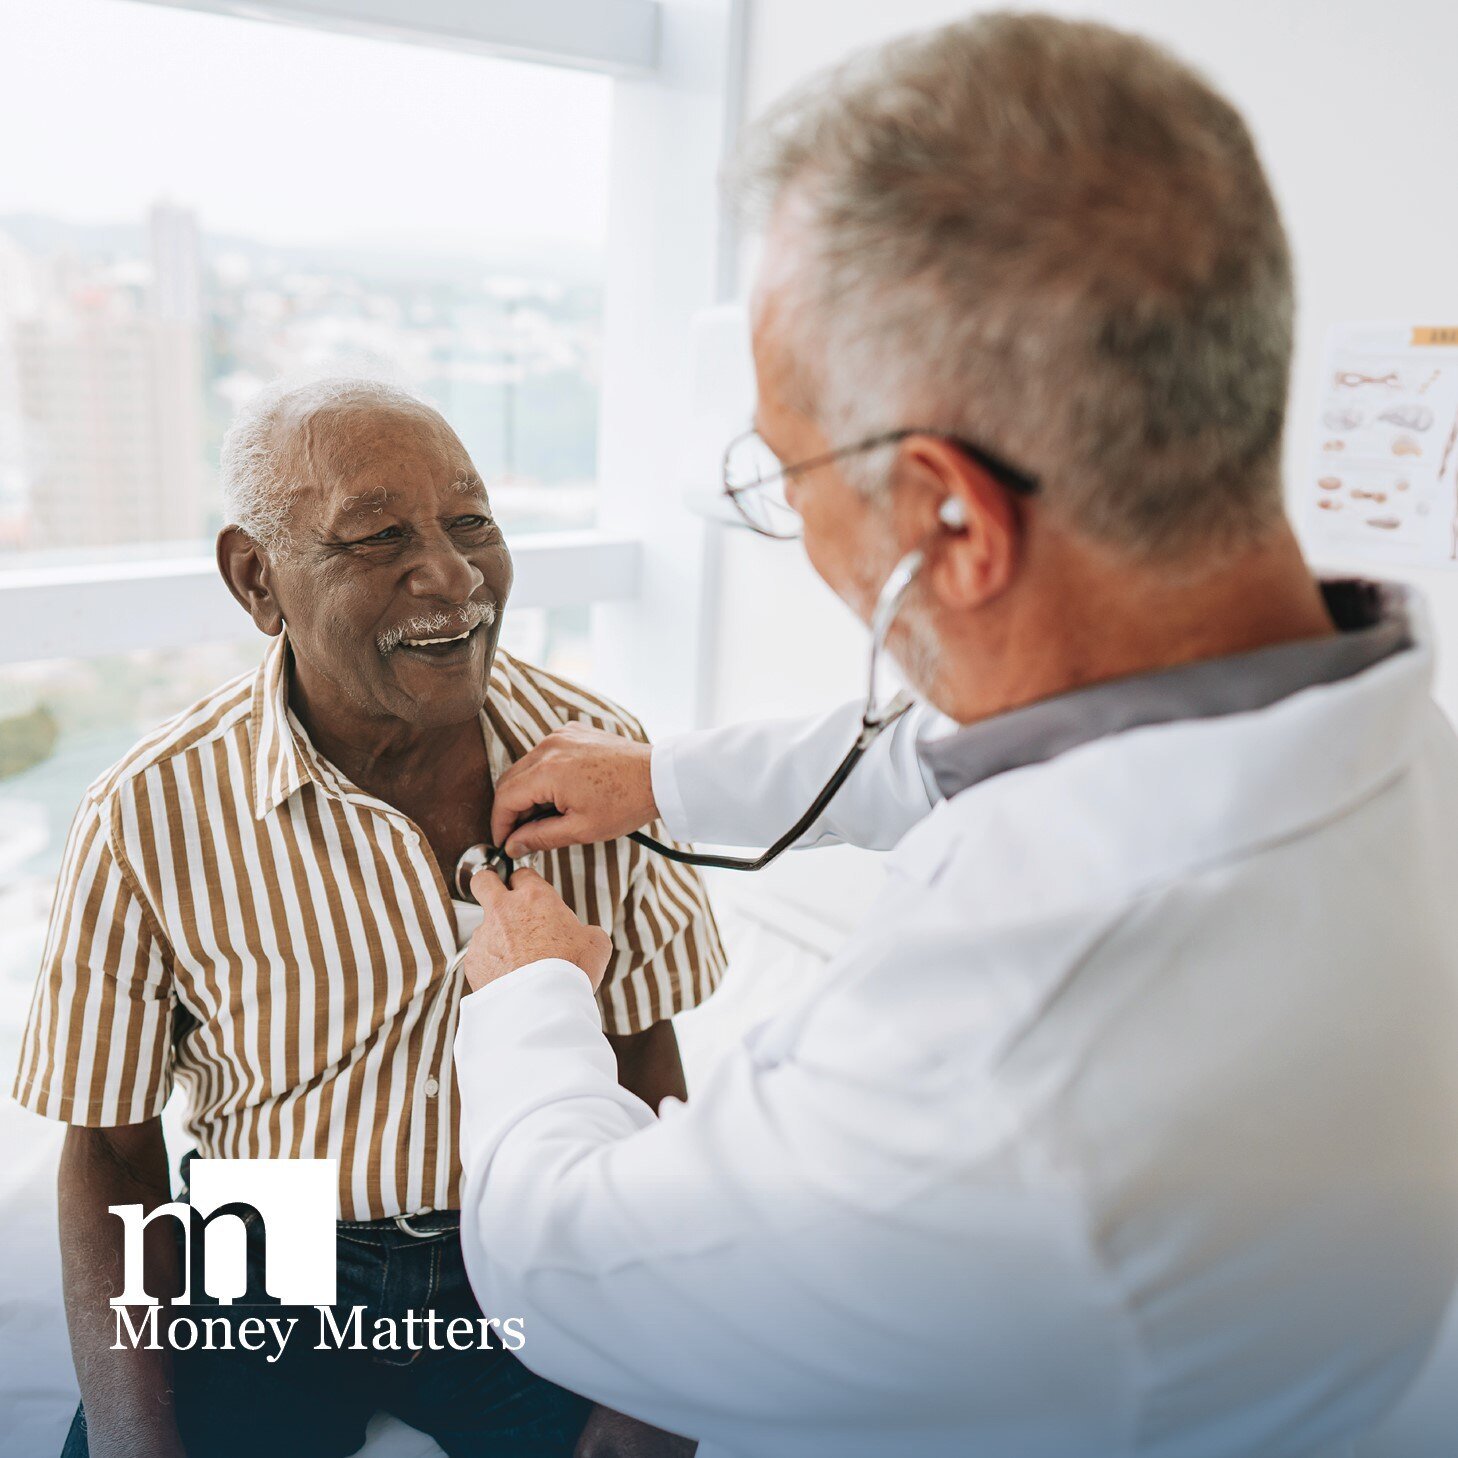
[
  {"xmin": 444, "ymin": 14, "xmax": 1458, "ymax": 1458},
  {"xmin": 13, "ymin": 377, "xmax": 723, "ymax": 1458}
]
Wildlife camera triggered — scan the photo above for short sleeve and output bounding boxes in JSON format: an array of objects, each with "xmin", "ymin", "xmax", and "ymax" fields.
[
  {"xmin": 596, "ymin": 821, "xmax": 727, "ymax": 1036},
  {"xmin": 11, "ymin": 793, "xmax": 176, "ymax": 1125}
]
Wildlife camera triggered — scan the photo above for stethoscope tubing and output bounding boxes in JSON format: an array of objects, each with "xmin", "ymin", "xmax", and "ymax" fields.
[
  {"xmin": 626, "ymin": 703, "xmax": 906, "ymax": 872},
  {"xmin": 456, "ymin": 544, "xmax": 927, "ymax": 886}
]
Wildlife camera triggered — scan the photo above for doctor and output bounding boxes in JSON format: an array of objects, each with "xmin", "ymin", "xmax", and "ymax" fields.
[{"xmin": 453, "ymin": 14, "xmax": 1458, "ymax": 1458}]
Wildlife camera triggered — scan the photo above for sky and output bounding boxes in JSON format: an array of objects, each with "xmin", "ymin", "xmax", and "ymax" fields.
[{"xmin": 0, "ymin": 0, "xmax": 611, "ymax": 259}]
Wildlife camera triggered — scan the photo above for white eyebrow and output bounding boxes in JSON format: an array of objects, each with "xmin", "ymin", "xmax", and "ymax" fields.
[{"xmin": 338, "ymin": 485, "xmax": 389, "ymax": 517}]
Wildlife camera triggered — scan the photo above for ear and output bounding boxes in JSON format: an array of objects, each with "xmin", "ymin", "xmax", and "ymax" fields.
[
  {"xmin": 217, "ymin": 527, "xmax": 285, "ymax": 636},
  {"xmin": 897, "ymin": 436, "xmax": 1023, "ymax": 610}
]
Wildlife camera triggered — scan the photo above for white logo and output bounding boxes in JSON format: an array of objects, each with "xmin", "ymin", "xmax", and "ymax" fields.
[{"xmin": 109, "ymin": 1158, "xmax": 336, "ymax": 1307}]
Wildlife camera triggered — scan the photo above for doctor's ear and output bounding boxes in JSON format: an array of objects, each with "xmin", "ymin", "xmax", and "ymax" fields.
[
  {"xmin": 217, "ymin": 526, "xmax": 286, "ymax": 637},
  {"xmin": 900, "ymin": 435, "xmax": 1022, "ymax": 610},
  {"xmin": 935, "ymin": 478, "xmax": 1020, "ymax": 609}
]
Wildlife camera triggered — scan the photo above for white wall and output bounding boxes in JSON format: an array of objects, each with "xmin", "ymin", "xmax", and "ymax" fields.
[
  {"xmin": 697, "ymin": 0, "xmax": 1458, "ymax": 930},
  {"xmin": 710, "ymin": 0, "xmax": 1458, "ymax": 725}
]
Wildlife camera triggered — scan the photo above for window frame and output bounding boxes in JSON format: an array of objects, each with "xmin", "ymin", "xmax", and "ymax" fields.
[
  {"xmin": 0, "ymin": 532, "xmax": 642, "ymax": 667},
  {"xmin": 138, "ymin": 0, "xmax": 662, "ymax": 75},
  {"xmin": 0, "ymin": 0, "xmax": 747, "ymax": 736}
]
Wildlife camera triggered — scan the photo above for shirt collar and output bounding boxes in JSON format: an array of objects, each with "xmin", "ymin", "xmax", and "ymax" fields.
[
  {"xmin": 247, "ymin": 633, "xmax": 531, "ymax": 821},
  {"xmin": 918, "ymin": 578, "xmax": 1415, "ymax": 802},
  {"xmin": 248, "ymin": 632, "xmax": 328, "ymax": 819},
  {"xmin": 482, "ymin": 654, "xmax": 529, "ymax": 785}
]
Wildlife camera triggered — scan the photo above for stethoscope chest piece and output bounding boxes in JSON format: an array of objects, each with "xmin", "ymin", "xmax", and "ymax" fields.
[{"xmin": 456, "ymin": 843, "xmax": 514, "ymax": 899}]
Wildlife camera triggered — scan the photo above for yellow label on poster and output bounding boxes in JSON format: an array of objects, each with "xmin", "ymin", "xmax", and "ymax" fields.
[{"xmin": 1410, "ymin": 327, "xmax": 1458, "ymax": 347}]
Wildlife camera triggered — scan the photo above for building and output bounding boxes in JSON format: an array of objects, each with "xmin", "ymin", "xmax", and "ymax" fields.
[{"xmin": 8, "ymin": 203, "xmax": 207, "ymax": 553}]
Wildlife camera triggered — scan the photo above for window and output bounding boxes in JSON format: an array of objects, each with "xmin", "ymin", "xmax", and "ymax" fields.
[
  {"xmin": 0, "ymin": 0, "xmax": 737, "ymax": 1046},
  {"xmin": 0, "ymin": 0, "xmax": 611, "ymax": 563}
]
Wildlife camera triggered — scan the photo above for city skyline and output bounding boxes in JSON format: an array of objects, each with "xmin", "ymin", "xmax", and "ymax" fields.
[{"xmin": 0, "ymin": 200, "xmax": 605, "ymax": 559}]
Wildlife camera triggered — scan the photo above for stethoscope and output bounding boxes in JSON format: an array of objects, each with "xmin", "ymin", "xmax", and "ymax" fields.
[{"xmin": 454, "ymin": 524, "xmax": 949, "ymax": 898}]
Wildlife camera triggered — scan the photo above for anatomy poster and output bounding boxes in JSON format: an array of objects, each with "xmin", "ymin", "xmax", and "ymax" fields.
[{"xmin": 1304, "ymin": 323, "xmax": 1458, "ymax": 566}]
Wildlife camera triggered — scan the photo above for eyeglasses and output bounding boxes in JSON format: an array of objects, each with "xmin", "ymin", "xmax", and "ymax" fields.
[{"xmin": 721, "ymin": 426, "xmax": 1039, "ymax": 541}]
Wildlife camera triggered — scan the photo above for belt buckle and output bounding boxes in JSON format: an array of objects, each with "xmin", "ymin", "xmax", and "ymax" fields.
[{"xmin": 393, "ymin": 1213, "xmax": 439, "ymax": 1239}]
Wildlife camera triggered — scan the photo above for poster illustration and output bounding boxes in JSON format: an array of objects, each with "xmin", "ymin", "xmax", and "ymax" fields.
[{"xmin": 1304, "ymin": 323, "xmax": 1458, "ymax": 567}]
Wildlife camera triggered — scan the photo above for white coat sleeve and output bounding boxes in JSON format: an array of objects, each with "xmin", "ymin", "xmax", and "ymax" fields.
[
  {"xmin": 649, "ymin": 698, "xmax": 948, "ymax": 853},
  {"xmin": 452, "ymin": 959, "xmax": 1129, "ymax": 1455}
]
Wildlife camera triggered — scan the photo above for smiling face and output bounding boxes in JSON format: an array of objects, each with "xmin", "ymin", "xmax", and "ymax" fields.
[{"xmin": 229, "ymin": 397, "xmax": 513, "ymax": 735}]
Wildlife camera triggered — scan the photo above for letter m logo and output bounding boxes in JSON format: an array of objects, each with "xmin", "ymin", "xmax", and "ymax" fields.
[{"xmin": 109, "ymin": 1158, "xmax": 336, "ymax": 1308}]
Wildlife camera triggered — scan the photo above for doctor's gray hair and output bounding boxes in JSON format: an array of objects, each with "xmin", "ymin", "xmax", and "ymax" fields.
[
  {"xmin": 220, "ymin": 374, "xmax": 437, "ymax": 557},
  {"xmin": 729, "ymin": 12, "xmax": 1294, "ymax": 560}
]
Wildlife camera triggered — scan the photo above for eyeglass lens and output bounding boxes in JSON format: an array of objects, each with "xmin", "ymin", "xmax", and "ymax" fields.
[{"xmin": 723, "ymin": 432, "xmax": 802, "ymax": 539}]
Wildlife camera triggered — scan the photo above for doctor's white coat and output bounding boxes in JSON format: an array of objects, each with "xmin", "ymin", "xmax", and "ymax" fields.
[{"xmin": 454, "ymin": 598, "xmax": 1458, "ymax": 1458}]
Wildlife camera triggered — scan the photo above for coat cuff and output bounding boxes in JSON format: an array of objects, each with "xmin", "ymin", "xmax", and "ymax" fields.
[
  {"xmin": 458, "ymin": 957, "xmax": 598, "ymax": 1026},
  {"xmin": 649, "ymin": 739, "xmax": 693, "ymax": 844}
]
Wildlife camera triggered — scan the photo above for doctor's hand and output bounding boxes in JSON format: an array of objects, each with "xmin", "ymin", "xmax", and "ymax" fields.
[
  {"xmin": 463, "ymin": 866, "xmax": 613, "ymax": 994},
  {"xmin": 490, "ymin": 722, "xmax": 658, "ymax": 857}
]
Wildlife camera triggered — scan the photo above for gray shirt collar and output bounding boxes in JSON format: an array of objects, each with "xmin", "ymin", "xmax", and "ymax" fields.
[{"xmin": 919, "ymin": 579, "xmax": 1414, "ymax": 801}]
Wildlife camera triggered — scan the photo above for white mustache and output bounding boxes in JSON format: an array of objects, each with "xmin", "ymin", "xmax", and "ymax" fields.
[{"xmin": 377, "ymin": 601, "xmax": 497, "ymax": 654}]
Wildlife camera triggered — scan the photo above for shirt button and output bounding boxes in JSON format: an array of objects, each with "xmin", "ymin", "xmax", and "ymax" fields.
[{"xmin": 424, "ymin": 1076, "xmax": 440, "ymax": 1097}]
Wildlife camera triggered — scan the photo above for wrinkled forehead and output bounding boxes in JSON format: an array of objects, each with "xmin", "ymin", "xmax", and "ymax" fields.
[{"xmin": 277, "ymin": 398, "xmax": 484, "ymax": 522}]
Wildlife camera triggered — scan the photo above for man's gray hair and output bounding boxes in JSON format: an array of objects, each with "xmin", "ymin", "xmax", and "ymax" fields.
[
  {"xmin": 220, "ymin": 375, "xmax": 435, "ymax": 555},
  {"xmin": 729, "ymin": 12, "xmax": 1295, "ymax": 559}
]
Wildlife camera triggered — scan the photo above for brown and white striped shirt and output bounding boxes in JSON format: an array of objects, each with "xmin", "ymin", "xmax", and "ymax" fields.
[{"xmin": 13, "ymin": 636, "xmax": 725, "ymax": 1219}]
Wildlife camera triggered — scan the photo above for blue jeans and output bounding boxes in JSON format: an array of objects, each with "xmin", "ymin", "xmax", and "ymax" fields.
[{"xmin": 62, "ymin": 1206, "xmax": 592, "ymax": 1458}]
